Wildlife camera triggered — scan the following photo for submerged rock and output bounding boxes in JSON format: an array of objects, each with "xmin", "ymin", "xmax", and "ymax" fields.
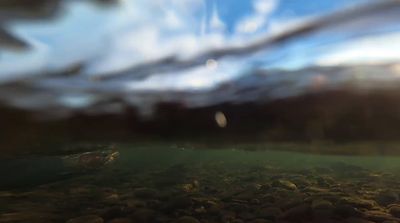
[
  {"xmin": 133, "ymin": 188, "xmax": 159, "ymax": 199},
  {"xmin": 312, "ymin": 199, "xmax": 334, "ymax": 210},
  {"xmin": 62, "ymin": 147, "xmax": 120, "ymax": 170},
  {"xmin": 131, "ymin": 208, "xmax": 157, "ymax": 222},
  {"xmin": 280, "ymin": 204, "xmax": 311, "ymax": 220},
  {"xmin": 339, "ymin": 197, "xmax": 375, "ymax": 209},
  {"xmin": 272, "ymin": 180, "xmax": 297, "ymax": 190},
  {"xmin": 365, "ymin": 210, "xmax": 399, "ymax": 222},
  {"xmin": 389, "ymin": 204, "xmax": 400, "ymax": 218},
  {"xmin": 66, "ymin": 215, "xmax": 104, "ymax": 223},
  {"xmin": 0, "ymin": 211, "xmax": 60, "ymax": 223},
  {"xmin": 174, "ymin": 216, "xmax": 200, "ymax": 223},
  {"xmin": 344, "ymin": 217, "xmax": 374, "ymax": 223},
  {"xmin": 255, "ymin": 207, "xmax": 282, "ymax": 220},
  {"xmin": 376, "ymin": 191, "xmax": 399, "ymax": 206},
  {"xmin": 108, "ymin": 218, "xmax": 132, "ymax": 223},
  {"xmin": 334, "ymin": 205, "xmax": 364, "ymax": 218}
]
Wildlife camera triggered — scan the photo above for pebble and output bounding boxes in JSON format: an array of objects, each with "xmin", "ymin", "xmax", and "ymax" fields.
[
  {"xmin": 273, "ymin": 180, "xmax": 298, "ymax": 190},
  {"xmin": 174, "ymin": 216, "xmax": 200, "ymax": 223},
  {"xmin": 1, "ymin": 211, "xmax": 60, "ymax": 223},
  {"xmin": 304, "ymin": 186, "xmax": 330, "ymax": 193},
  {"xmin": 311, "ymin": 199, "xmax": 333, "ymax": 210},
  {"xmin": 133, "ymin": 188, "xmax": 158, "ymax": 199},
  {"xmin": 164, "ymin": 196, "xmax": 193, "ymax": 211},
  {"xmin": 334, "ymin": 204, "xmax": 364, "ymax": 218},
  {"xmin": 365, "ymin": 210, "xmax": 398, "ymax": 222},
  {"xmin": 376, "ymin": 191, "xmax": 399, "ymax": 206},
  {"xmin": 107, "ymin": 218, "xmax": 132, "ymax": 223},
  {"xmin": 255, "ymin": 207, "xmax": 282, "ymax": 220},
  {"xmin": 98, "ymin": 206, "xmax": 125, "ymax": 220},
  {"xmin": 389, "ymin": 204, "xmax": 400, "ymax": 218},
  {"xmin": 220, "ymin": 210, "xmax": 236, "ymax": 222},
  {"xmin": 251, "ymin": 219, "xmax": 271, "ymax": 223},
  {"xmin": 344, "ymin": 217, "xmax": 375, "ymax": 223},
  {"xmin": 339, "ymin": 197, "xmax": 375, "ymax": 209},
  {"xmin": 66, "ymin": 215, "xmax": 104, "ymax": 223},
  {"xmin": 131, "ymin": 208, "xmax": 157, "ymax": 222},
  {"xmin": 281, "ymin": 204, "xmax": 311, "ymax": 220},
  {"xmin": 312, "ymin": 199, "xmax": 335, "ymax": 219}
]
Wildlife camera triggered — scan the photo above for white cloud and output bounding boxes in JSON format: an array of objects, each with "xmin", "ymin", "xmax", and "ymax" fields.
[
  {"xmin": 124, "ymin": 58, "xmax": 245, "ymax": 91},
  {"xmin": 209, "ymin": 2, "xmax": 226, "ymax": 33},
  {"xmin": 315, "ymin": 32, "xmax": 400, "ymax": 66},
  {"xmin": 235, "ymin": 0, "xmax": 277, "ymax": 34},
  {"xmin": 236, "ymin": 15, "xmax": 266, "ymax": 34},
  {"xmin": 255, "ymin": 0, "xmax": 277, "ymax": 14}
]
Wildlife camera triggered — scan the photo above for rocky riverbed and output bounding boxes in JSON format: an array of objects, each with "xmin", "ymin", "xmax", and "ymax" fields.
[{"xmin": 1, "ymin": 147, "xmax": 400, "ymax": 223}]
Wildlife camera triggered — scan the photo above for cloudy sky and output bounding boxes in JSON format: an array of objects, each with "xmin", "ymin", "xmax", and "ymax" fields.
[{"xmin": 1, "ymin": 0, "xmax": 400, "ymax": 91}]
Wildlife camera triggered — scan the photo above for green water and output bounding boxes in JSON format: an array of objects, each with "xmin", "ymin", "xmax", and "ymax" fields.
[
  {"xmin": 2, "ymin": 144, "xmax": 400, "ymax": 223},
  {"xmin": 116, "ymin": 145, "xmax": 400, "ymax": 171}
]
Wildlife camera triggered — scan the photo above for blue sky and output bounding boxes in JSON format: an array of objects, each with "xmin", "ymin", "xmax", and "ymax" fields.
[{"xmin": 203, "ymin": 0, "xmax": 367, "ymax": 34}]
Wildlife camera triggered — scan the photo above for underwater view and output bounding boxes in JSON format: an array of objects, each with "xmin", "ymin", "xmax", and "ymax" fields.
[{"xmin": 2, "ymin": 0, "xmax": 400, "ymax": 222}]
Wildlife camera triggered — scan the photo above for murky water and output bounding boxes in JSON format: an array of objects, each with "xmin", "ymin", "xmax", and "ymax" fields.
[{"xmin": 2, "ymin": 144, "xmax": 400, "ymax": 223}]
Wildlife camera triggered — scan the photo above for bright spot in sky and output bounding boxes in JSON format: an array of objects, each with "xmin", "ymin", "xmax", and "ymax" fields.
[
  {"xmin": 215, "ymin": 111, "xmax": 227, "ymax": 128},
  {"xmin": 206, "ymin": 59, "xmax": 218, "ymax": 70},
  {"xmin": 391, "ymin": 64, "xmax": 400, "ymax": 77}
]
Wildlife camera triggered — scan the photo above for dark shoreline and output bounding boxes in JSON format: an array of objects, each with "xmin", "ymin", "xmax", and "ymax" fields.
[{"xmin": 3, "ymin": 88, "xmax": 400, "ymax": 156}]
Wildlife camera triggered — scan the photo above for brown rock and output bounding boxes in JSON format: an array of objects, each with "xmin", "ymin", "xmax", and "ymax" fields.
[
  {"xmin": 251, "ymin": 219, "xmax": 271, "ymax": 223},
  {"xmin": 376, "ymin": 191, "xmax": 399, "ymax": 206},
  {"xmin": 273, "ymin": 180, "xmax": 297, "ymax": 190},
  {"xmin": 339, "ymin": 197, "xmax": 376, "ymax": 209},
  {"xmin": 365, "ymin": 210, "xmax": 399, "ymax": 222},
  {"xmin": 389, "ymin": 204, "xmax": 400, "ymax": 218},
  {"xmin": 131, "ymin": 208, "xmax": 157, "ymax": 222},
  {"xmin": 281, "ymin": 204, "xmax": 311, "ymax": 220},
  {"xmin": 133, "ymin": 188, "xmax": 158, "ymax": 199},
  {"xmin": 107, "ymin": 218, "xmax": 132, "ymax": 223},
  {"xmin": 256, "ymin": 207, "xmax": 282, "ymax": 220},
  {"xmin": 174, "ymin": 216, "xmax": 200, "ymax": 223},
  {"xmin": 334, "ymin": 204, "xmax": 364, "ymax": 218},
  {"xmin": 66, "ymin": 215, "xmax": 104, "ymax": 223},
  {"xmin": 344, "ymin": 217, "xmax": 374, "ymax": 223},
  {"xmin": 311, "ymin": 199, "xmax": 333, "ymax": 210}
]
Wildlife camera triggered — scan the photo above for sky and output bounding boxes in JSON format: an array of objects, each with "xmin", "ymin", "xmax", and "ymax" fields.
[{"xmin": 1, "ymin": 0, "xmax": 400, "ymax": 94}]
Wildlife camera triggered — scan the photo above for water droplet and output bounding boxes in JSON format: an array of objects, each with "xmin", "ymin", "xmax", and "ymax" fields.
[
  {"xmin": 215, "ymin": 111, "xmax": 227, "ymax": 128},
  {"xmin": 206, "ymin": 59, "xmax": 218, "ymax": 70}
]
